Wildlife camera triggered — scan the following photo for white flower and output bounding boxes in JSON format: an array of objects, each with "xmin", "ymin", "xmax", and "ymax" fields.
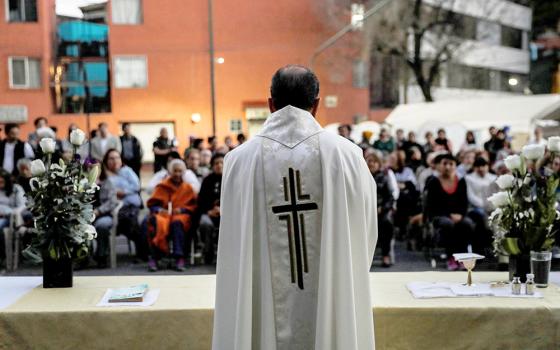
[
  {"xmin": 36, "ymin": 127, "xmax": 55, "ymax": 139},
  {"xmin": 489, "ymin": 208, "xmax": 502, "ymax": 221},
  {"xmin": 504, "ymin": 155, "xmax": 522, "ymax": 171},
  {"xmin": 547, "ymin": 136, "xmax": 560, "ymax": 152},
  {"xmin": 488, "ymin": 191, "xmax": 510, "ymax": 208},
  {"xmin": 30, "ymin": 159, "xmax": 46, "ymax": 176},
  {"xmin": 70, "ymin": 129, "xmax": 86, "ymax": 146},
  {"xmin": 39, "ymin": 138, "xmax": 56, "ymax": 154},
  {"xmin": 522, "ymin": 144, "xmax": 545, "ymax": 160},
  {"xmin": 523, "ymin": 174, "xmax": 532, "ymax": 185},
  {"xmin": 496, "ymin": 174, "xmax": 515, "ymax": 190},
  {"xmin": 83, "ymin": 224, "xmax": 97, "ymax": 241}
]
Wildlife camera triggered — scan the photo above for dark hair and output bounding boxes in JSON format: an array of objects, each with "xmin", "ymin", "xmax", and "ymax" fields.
[
  {"xmin": 208, "ymin": 136, "xmax": 216, "ymax": 143},
  {"xmin": 0, "ymin": 170, "xmax": 14, "ymax": 196},
  {"xmin": 236, "ymin": 133, "xmax": 246, "ymax": 142},
  {"xmin": 122, "ymin": 122, "xmax": 130, "ymax": 131},
  {"xmin": 168, "ymin": 151, "xmax": 181, "ymax": 160},
  {"xmin": 211, "ymin": 153, "xmax": 225, "ymax": 166},
  {"xmin": 434, "ymin": 153, "xmax": 456, "ymax": 164},
  {"xmin": 473, "ymin": 157, "xmax": 488, "ymax": 168},
  {"xmin": 34, "ymin": 116, "xmax": 47, "ymax": 127},
  {"xmin": 100, "ymin": 148, "xmax": 120, "ymax": 181},
  {"xmin": 98, "ymin": 122, "xmax": 107, "ymax": 129},
  {"xmin": 270, "ymin": 65, "xmax": 319, "ymax": 110},
  {"xmin": 5, "ymin": 123, "xmax": 18, "ymax": 135}
]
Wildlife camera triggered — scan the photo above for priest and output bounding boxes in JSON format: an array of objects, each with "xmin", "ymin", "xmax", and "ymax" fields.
[{"xmin": 213, "ymin": 65, "xmax": 378, "ymax": 350}]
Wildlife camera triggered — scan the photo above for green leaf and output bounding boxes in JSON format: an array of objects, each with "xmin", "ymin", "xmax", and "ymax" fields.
[{"xmin": 503, "ymin": 237, "xmax": 521, "ymax": 255}]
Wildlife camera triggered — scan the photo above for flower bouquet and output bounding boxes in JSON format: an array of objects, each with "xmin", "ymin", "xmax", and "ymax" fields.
[
  {"xmin": 488, "ymin": 137, "xmax": 560, "ymax": 282},
  {"xmin": 23, "ymin": 129, "xmax": 99, "ymax": 288}
]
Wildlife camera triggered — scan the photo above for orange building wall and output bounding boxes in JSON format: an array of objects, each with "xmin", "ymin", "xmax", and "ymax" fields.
[{"xmin": 2, "ymin": 0, "xmax": 369, "ymax": 154}]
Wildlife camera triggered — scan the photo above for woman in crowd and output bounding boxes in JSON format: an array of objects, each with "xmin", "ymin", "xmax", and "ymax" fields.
[
  {"xmin": 198, "ymin": 153, "xmax": 224, "ymax": 264},
  {"xmin": 366, "ymin": 153, "xmax": 395, "ymax": 267},
  {"xmin": 460, "ymin": 131, "xmax": 478, "ymax": 153},
  {"xmin": 101, "ymin": 149, "xmax": 148, "ymax": 261},
  {"xmin": 434, "ymin": 128, "xmax": 453, "ymax": 152},
  {"xmin": 0, "ymin": 171, "xmax": 26, "ymax": 265},
  {"xmin": 146, "ymin": 159, "xmax": 197, "ymax": 271},
  {"xmin": 390, "ymin": 151, "xmax": 421, "ymax": 240}
]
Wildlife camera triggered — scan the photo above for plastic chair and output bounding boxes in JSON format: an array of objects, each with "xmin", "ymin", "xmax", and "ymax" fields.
[{"xmin": 109, "ymin": 201, "xmax": 124, "ymax": 269}]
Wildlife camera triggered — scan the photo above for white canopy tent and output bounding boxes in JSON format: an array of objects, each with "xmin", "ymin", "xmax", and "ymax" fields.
[{"xmin": 385, "ymin": 94, "xmax": 560, "ymax": 152}]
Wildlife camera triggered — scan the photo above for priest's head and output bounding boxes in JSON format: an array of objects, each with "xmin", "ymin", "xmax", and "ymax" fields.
[{"xmin": 269, "ymin": 65, "xmax": 320, "ymax": 116}]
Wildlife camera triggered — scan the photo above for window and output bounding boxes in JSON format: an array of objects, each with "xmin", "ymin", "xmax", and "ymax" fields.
[
  {"xmin": 456, "ymin": 14, "xmax": 477, "ymax": 40},
  {"xmin": 114, "ymin": 56, "xmax": 147, "ymax": 88},
  {"xmin": 501, "ymin": 26, "xmax": 522, "ymax": 49},
  {"xmin": 229, "ymin": 119, "xmax": 242, "ymax": 133},
  {"xmin": 112, "ymin": 0, "xmax": 142, "ymax": 24},
  {"xmin": 8, "ymin": 57, "xmax": 40, "ymax": 88},
  {"xmin": 5, "ymin": 0, "xmax": 37, "ymax": 22},
  {"xmin": 476, "ymin": 20, "xmax": 501, "ymax": 46}
]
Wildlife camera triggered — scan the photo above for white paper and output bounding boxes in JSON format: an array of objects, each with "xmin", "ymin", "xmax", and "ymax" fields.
[
  {"xmin": 0, "ymin": 277, "xmax": 42, "ymax": 310},
  {"xmin": 407, "ymin": 282, "xmax": 544, "ymax": 299},
  {"xmin": 96, "ymin": 289, "xmax": 160, "ymax": 307}
]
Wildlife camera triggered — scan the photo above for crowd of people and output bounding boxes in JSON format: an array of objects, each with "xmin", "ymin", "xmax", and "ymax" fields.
[
  {"xmin": 0, "ymin": 117, "xmax": 246, "ymax": 272},
  {"xmin": 343, "ymin": 124, "xmax": 558, "ymax": 270},
  {"xmin": 1, "ymin": 114, "xmax": 558, "ymax": 272}
]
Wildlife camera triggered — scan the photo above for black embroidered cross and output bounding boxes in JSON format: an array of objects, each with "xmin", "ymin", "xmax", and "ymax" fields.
[{"xmin": 272, "ymin": 168, "xmax": 318, "ymax": 290}]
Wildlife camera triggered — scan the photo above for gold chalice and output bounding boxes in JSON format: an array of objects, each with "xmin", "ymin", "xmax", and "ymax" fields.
[{"xmin": 453, "ymin": 253, "xmax": 485, "ymax": 287}]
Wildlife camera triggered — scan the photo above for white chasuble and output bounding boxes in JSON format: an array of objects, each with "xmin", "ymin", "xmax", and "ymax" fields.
[{"xmin": 213, "ymin": 106, "xmax": 378, "ymax": 350}]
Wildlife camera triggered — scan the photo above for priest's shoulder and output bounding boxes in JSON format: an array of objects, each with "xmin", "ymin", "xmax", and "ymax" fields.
[
  {"xmin": 319, "ymin": 132, "xmax": 363, "ymax": 159},
  {"xmin": 223, "ymin": 138, "xmax": 261, "ymax": 163}
]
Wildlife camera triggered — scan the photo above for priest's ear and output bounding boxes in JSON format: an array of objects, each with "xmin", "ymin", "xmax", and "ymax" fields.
[{"xmin": 310, "ymin": 97, "xmax": 320, "ymax": 117}]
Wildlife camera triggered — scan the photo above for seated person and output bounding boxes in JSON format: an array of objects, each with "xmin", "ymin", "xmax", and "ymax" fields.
[
  {"xmin": 145, "ymin": 152, "xmax": 200, "ymax": 194},
  {"xmin": 15, "ymin": 158, "xmax": 32, "ymax": 194},
  {"xmin": 425, "ymin": 153, "xmax": 475, "ymax": 271},
  {"xmin": 0, "ymin": 171, "xmax": 26, "ymax": 265},
  {"xmin": 92, "ymin": 172, "xmax": 119, "ymax": 268},
  {"xmin": 198, "ymin": 153, "xmax": 224, "ymax": 264},
  {"xmin": 101, "ymin": 149, "xmax": 148, "ymax": 261},
  {"xmin": 146, "ymin": 159, "xmax": 197, "ymax": 271},
  {"xmin": 366, "ymin": 153, "xmax": 395, "ymax": 267}
]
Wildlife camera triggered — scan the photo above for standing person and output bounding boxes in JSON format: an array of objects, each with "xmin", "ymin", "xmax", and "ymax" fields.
[
  {"xmin": 120, "ymin": 123, "xmax": 143, "ymax": 177},
  {"xmin": 484, "ymin": 126, "xmax": 500, "ymax": 163},
  {"xmin": 197, "ymin": 153, "xmax": 224, "ymax": 265},
  {"xmin": 152, "ymin": 128, "xmax": 177, "ymax": 173},
  {"xmin": 207, "ymin": 136, "xmax": 218, "ymax": 154},
  {"xmin": 0, "ymin": 124, "xmax": 34, "ymax": 176},
  {"xmin": 425, "ymin": 153, "xmax": 475, "ymax": 270},
  {"xmin": 101, "ymin": 149, "xmax": 148, "ymax": 261},
  {"xmin": 90, "ymin": 122, "xmax": 121, "ymax": 162},
  {"xmin": 213, "ymin": 65, "xmax": 377, "ymax": 350},
  {"xmin": 224, "ymin": 136, "xmax": 235, "ymax": 150},
  {"xmin": 236, "ymin": 133, "xmax": 246, "ymax": 146},
  {"xmin": 367, "ymin": 152, "xmax": 394, "ymax": 268},
  {"xmin": 373, "ymin": 128, "xmax": 395, "ymax": 154},
  {"xmin": 27, "ymin": 116, "xmax": 48, "ymax": 153}
]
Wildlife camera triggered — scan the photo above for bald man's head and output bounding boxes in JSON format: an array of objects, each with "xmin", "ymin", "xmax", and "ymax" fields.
[{"xmin": 269, "ymin": 65, "xmax": 320, "ymax": 112}]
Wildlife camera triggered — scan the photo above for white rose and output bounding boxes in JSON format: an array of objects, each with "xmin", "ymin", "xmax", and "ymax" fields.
[
  {"xmin": 39, "ymin": 138, "xmax": 56, "ymax": 154},
  {"xmin": 489, "ymin": 208, "xmax": 502, "ymax": 221},
  {"xmin": 83, "ymin": 224, "xmax": 97, "ymax": 241},
  {"xmin": 488, "ymin": 191, "xmax": 510, "ymax": 208},
  {"xmin": 30, "ymin": 159, "xmax": 46, "ymax": 176},
  {"xmin": 496, "ymin": 174, "xmax": 515, "ymax": 190},
  {"xmin": 547, "ymin": 136, "xmax": 560, "ymax": 152},
  {"xmin": 522, "ymin": 144, "xmax": 545, "ymax": 160},
  {"xmin": 70, "ymin": 129, "xmax": 86, "ymax": 146},
  {"xmin": 504, "ymin": 155, "xmax": 522, "ymax": 171}
]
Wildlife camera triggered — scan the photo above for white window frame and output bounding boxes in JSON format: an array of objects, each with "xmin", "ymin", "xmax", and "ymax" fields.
[
  {"xmin": 8, "ymin": 56, "xmax": 40, "ymax": 89},
  {"xmin": 4, "ymin": 0, "xmax": 36, "ymax": 22},
  {"xmin": 113, "ymin": 55, "xmax": 148, "ymax": 89},
  {"xmin": 111, "ymin": 0, "xmax": 143, "ymax": 25}
]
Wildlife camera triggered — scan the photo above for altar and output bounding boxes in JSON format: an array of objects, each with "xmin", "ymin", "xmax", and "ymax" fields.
[{"xmin": 1, "ymin": 272, "xmax": 558, "ymax": 349}]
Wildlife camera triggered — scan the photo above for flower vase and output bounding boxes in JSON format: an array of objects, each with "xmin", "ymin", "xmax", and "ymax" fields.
[
  {"xmin": 508, "ymin": 254, "xmax": 531, "ymax": 283},
  {"xmin": 43, "ymin": 254, "xmax": 73, "ymax": 288}
]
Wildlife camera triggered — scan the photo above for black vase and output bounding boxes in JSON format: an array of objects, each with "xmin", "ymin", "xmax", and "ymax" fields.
[
  {"xmin": 43, "ymin": 255, "xmax": 73, "ymax": 288},
  {"xmin": 508, "ymin": 254, "xmax": 531, "ymax": 283}
]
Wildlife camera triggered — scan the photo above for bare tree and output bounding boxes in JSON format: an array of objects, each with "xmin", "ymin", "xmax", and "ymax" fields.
[{"xmin": 368, "ymin": 0, "xmax": 470, "ymax": 102}]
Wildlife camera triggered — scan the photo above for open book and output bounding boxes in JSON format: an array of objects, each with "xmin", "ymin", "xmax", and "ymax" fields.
[{"xmin": 108, "ymin": 284, "xmax": 149, "ymax": 303}]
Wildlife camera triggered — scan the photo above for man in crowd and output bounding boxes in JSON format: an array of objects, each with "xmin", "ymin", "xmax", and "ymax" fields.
[
  {"xmin": 119, "ymin": 123, "xmax": 143, "ymax": 177},
  {"xmin": 373, "ymin": 128, "xmax": 395, "ymax": 154},
  {"xmin": 456, "ymin": 150, "xmax": 475, "ymax": 178},
  {"xmin": 90, "ymin": 122, "xmax": 121, "ymax": 162},
  {"xmin": 153, "ymin": 127, "xmax": 178, "ymax": 173},
  {"xmin": 0, "ymin": 124, "xmax": 34, "ymax": 175},
  {"xmin": 236, "ymin": 133, "xmax": 246, "ymax": 146},
  {"xmin": 185, "ymin": 148, "xmax": 210, "ymax": 181},
  {"xmin": 395, "ymin": 128, "xmax": 406, "ymax": 150},
  {"xmin": 425, "ymin": 153, "xmax": 474, "ymax": 270},
  {"xmin": 27, "ymin": 116, "xmax": 48, "ymax": 153},
  {"xmin": 208, "ymin": 136, "xmax": 218, "ymax": 154},
  {"xmin": 337, "ymin": 124, "xmax": 353, "ymax": 141}
]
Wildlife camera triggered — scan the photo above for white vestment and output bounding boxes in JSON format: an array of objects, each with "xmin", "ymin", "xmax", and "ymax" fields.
[{"xmin": 213, "ymin": 105, "xmax": 378, "ymax": 350}]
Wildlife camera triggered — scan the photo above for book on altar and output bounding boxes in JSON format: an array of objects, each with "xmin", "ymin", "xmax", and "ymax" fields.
[{"xmin": 108, "ymin": 284, "xmax": 149, "ymax": 303}]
